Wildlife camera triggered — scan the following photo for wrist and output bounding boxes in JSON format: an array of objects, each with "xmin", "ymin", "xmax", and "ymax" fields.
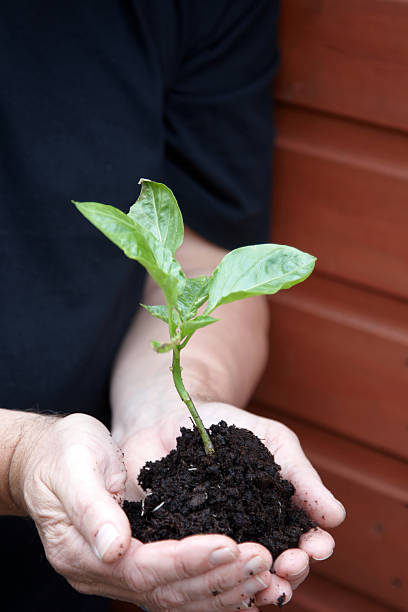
[
  {"xmin": 111, "ymin": 398, "xmax": 186, "ymax": 447},
  {"xmin": 110, "ymin": 363, "xmax": 221, "ymax": 446},
  {"xmin": 7, "ymin": 412, "xmax": 59, "ymax": 515}
]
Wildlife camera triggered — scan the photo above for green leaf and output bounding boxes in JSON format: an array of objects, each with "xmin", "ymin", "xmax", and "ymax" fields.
[
  {"xmin": 73, "ymin": 201, "xmax": 185, "ymax": 306},
  {"xmin": 176, "ymin": 276, "xmax": 210, "ymax": 321},
  {"xmin": 141, "ymin": 304, "xmax": 169, "ymax": 323},
  {"xmin": 205, "ymin": 244, "xmax": 316, "ymax": 314},
  {"xmin": 180, "ymin": 315, "xmax": 218, "ymax": 338},
  {"xmin": 151, "ymin": 340, "xmax": 173, "ymax": 353},
  {"xmin": 128, "ymin": 179, "xmax": 184, "ymax": 255},
  {"xmin": 141, "ymin": 304, "xmax": 179, "ymax": 326}
]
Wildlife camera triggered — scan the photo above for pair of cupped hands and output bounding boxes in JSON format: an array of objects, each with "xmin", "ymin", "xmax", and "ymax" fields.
[{"xmin": 14, "ymin": 402, "xmax": 345, "ymax": 611}]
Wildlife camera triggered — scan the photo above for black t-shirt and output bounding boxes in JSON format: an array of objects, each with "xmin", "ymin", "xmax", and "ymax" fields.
[{"xmin": 0, "ymin": 1, "xmax": 279, "ymax": 610}]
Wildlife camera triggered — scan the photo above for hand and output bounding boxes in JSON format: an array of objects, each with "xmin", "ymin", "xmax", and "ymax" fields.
[
  {"xmin": 119, "ymin": 402, "xmax": 346, "ymax": 608},
  {"xmin": 10, "ymin": 412, "xmax": 275, "ymax": 611}
]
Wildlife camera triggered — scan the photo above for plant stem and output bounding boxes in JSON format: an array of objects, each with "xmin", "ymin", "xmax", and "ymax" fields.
[
  {"xmin": 171, "ymin": 345, "xmax": 215, "ymax": 455},
  {"xmin": 168, "ymin": 305, "xmax": 176, "ymax": 339}
]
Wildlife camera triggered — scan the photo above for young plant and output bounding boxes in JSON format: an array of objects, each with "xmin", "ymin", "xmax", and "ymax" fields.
[{"xmin": 74, "ymin": 179, "xmax": 316, "ymax": 455}]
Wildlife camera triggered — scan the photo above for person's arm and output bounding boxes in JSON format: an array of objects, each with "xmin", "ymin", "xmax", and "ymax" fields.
[{"xmin": 110, "ymin": 228, "xmax": 346, "ymax": 607}]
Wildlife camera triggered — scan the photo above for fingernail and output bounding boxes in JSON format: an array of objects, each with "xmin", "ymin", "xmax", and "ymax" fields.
[
  {"xmin": 209, "ymin": 546, "xmax": 238, "ymax": 567},
  {"xmin": 94, "ymin": 523, "xmax": 119, "ymax": 560},
  {"xmin": 244, "ymin": 555, "xmax": 270, "ymax": 577},
  {"xmin": 242, "ymin": 575, "xmax": 268, "ymax": 596},
  {"xmin": 291, "ymin": 563, "xmax": 309, "ymax": 578},
  {"xmin": 312, "ymin": 550, "xmax": 333, "ymax": 561},
  {"xmin": 255, "ymin": 574, "xmax": 268, "ymax": 588}
]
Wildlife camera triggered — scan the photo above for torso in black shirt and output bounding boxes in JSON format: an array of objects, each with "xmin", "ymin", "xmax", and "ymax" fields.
[{"xmin": 0, "ymin": 1, "xmax": 279, "ymax": 610}]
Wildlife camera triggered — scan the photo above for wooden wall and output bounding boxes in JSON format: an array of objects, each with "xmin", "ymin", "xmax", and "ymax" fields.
[{"xmin": 253, "ymin": 1, "xmax": 408, "ymax": 610}]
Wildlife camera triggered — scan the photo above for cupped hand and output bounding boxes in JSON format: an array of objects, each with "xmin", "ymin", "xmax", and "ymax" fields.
[
  {"xmin": 119, "ymin": 402, "xmax": 346, "ymax": 608},
  {"xmin": 11, "ymin": 412, "xmax": 274, "ymax": 611}
]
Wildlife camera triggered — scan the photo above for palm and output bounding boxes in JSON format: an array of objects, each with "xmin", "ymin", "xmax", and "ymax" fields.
[
  {"xmin": 120, "ymin": 402, "xmax": 344, "ymax": 575},
  {"xmin": 118, "ymin": 403, "xmax": 345, "ymax": 604},
  {"xmin": 120, "ymin": 403, "xmax": 263, "ymax": 500}
]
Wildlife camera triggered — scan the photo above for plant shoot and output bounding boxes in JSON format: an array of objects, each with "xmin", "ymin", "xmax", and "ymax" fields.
[{"xmin": 74, "ymin": 179, "xmax": 316, "ymax": 454}]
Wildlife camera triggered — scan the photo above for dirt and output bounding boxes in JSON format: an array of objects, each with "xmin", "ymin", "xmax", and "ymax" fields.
[{"xmin": 123, "ymin": 421, "xmax": 315, "ymax": 561}]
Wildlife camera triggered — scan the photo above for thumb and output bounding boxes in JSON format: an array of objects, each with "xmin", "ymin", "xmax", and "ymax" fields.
[
  {"xmin": 274, "ymin": 431, "xmax": 346, "ymax": 529},
  {"xmin": 57, "ymin": 441, "xmax": 132, "ymax": 563}
]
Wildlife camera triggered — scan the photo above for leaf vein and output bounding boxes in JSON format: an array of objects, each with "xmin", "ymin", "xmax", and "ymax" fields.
[{"xmin": 222, "ymin": 251, "xmax": 284, "ymax": 292}]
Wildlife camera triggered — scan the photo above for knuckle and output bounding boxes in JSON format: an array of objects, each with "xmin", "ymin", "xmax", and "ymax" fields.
[
  {"xmin": 70, "ymin": 495, "xmax": 96, "ymax": 533},
  {"xmin": 207, "ymin": 565, "xmax": 239, "ymax": 595},
  {"xmin": 172, "ymin": 545, "xmax": 196, "ymax": 580},
  {"xmin": 47, "ymin": 549, "xmax": 73, "ymax": 577},
  {"xmin": 123, "ymin": 562, "xmax": 161, "ymax": 594},
  {"xmin": 212, "ymin": 594, "xmax": 229, "ymax": 611},
  {"xmin": 148, "ymin": 584, "xmax": 189, "ymax": 609},
  {"xmin": 69, "ymin": 580, "xmax": 95, "ymax": 595},
  {"xmin": 45, "ymin": 539, "xmax": 91, "ymax": 582},
  {"xmin": 214, "ymin": 589, "xmax": 246, "ymax": 612}
]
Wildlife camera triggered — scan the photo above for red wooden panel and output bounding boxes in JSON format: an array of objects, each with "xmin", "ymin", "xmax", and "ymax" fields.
[
  {"xmin": 255, "ymin": 275, "xmax": 408, "ymax": 460},
  {"xmin": 251, "ymin": 405, "xmax": 408, "ymax": 610},
  {"xmin": 271, "ymin": 105, "xmax": 408, "ymax": 300},
  {"xmin": 275, "ymin": 0, "xmax": 408, "ymax": 131}
]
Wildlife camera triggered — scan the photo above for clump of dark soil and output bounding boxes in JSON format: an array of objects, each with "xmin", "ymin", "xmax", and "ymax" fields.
[{"xmin": 123, "ymin": 421, "xmax": 315, "ymax": 560}]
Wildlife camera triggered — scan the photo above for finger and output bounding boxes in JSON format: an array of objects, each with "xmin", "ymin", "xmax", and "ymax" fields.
[
  {"xmin": 255, "ymin": 572, "xmax": 293, "ymax": 607},
  {"xmin": 272, "ymin": 429, "xmax": 346, "ymax": 528},
  {"xmin": 299, "ymin": 527, "xmax": 335, "ymax": 562},
  {"xmin": 273, "ymin": 548, "xmax": 309, "ymax": 587},
  {"xmin": 144, "ymin": 571, "xmax": 270, "ymax": 612},
  {"xmin": 56, "ymin": 442, "xmax": 131, "ymax": 563},
  {"xmin": 291, "ymin": 565, "xmax": 310, "ymax": 591},
  {"xmin": 182, "ymin": 596, "xmax": 261, "ymax": 612},
  {"xmin": 127, "ymin": 534, "xmax": 241, "ymax": 591},
  {"xmin": 236, "ymin": 542, "xmax": 273, "ymax": 572},
  {"xmin": 218, "ymin": 569, "xmax": 270, "ymax": 609},
  {"xmin": 141, "ymin": 542, "xmax": 272, "ymax": 609}
]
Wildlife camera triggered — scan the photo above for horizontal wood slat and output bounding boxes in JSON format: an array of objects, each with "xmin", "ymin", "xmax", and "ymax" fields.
[
  {"xmin": 271, "ymin": 105, "xmax": 408, "ymax": 300},
  {"xmin": 255, "ymin": 275, "xmax": 408, "ymax": 460},
  {"xmin": 251, "ymin": 404, "xmax": 408, "ymax": 611},
  {"xmin": 275, "ymin": 0, "xmax": 408, "ymax": 131},
  {"xmin": 266, "ymin": 574, "xmax": 398, "ymax": 612}
]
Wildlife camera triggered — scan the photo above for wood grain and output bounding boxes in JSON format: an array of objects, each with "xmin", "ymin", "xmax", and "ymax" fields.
[
  {"xmin": 271, "ymin": 105, "xmax": 408, "ymax": 300},
  {"xmin": 255, "ymin": 275, "xmax": 408, "ymax": 460},
  {"xmin": 275, "ymin": 0, "xmax": 408, "ymax": 131}
]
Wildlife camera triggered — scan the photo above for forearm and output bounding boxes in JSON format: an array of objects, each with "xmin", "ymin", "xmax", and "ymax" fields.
[{"xmin": 111, "ymin": 228, "xmax": 270, "ymax": 441}]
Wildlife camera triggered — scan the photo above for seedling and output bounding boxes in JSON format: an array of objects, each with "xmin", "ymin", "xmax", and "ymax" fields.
[{"xmin": 74, "ymin": 179, "xmax": 316, "ymax": 455}]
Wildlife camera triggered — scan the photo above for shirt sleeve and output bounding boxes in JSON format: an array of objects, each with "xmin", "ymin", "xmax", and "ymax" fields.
[{"xmin": 163, "ymin": 0, "xmax": 280, "ymax": 250}]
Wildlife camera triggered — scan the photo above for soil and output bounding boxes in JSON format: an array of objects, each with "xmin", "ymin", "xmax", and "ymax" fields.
[{"xmin": 123, "ymin": 421, "xmax": 315, "ymax": 561}]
